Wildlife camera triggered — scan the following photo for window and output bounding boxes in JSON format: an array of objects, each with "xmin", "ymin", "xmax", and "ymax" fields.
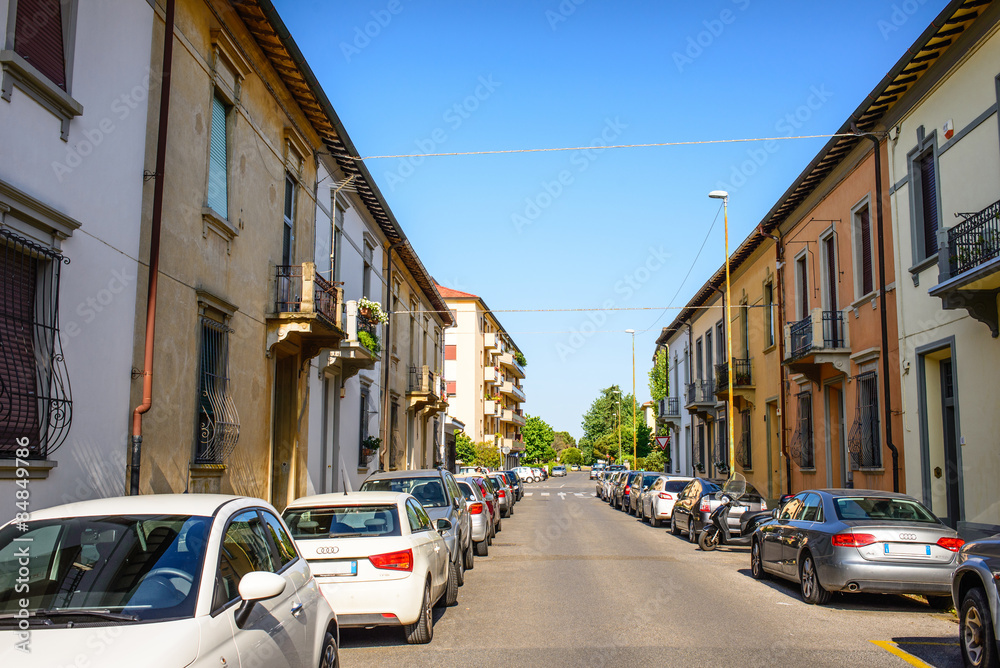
[
  {"xmin": 779, "ymin": 494, "xmax": 806, "ymax": 520},
  {"xmin": 195, "ymin": 317, "xmax": 239, "ymax": 464},
  {"xmin": 358, "ymin": 385, "xmax": 370, "ymax": 467},
  {"xmin": 695, "ymin": 338, "xmax": 703, "ymax": 380},
  {"xmin": 853, "ymin": 204, "xmax": 874, "ymax": 297},
  {"xmin": 207, "ymin": 93, "xmax": 230, "ymax": 218},
  {"xmin": 799, "ymin": 493, "xmax": 824, "ymax": 523},
  {"xmin": 737, "ymin": 408, "xmax": 752, "ymax": 470},
  {"xmin": 0, "ymin": 229, "xmax": 71, "ymax": 459},
  {"xmin": 12, "ymin": 0, "xmax": 68, "ymax": 89},
  {"xmin": 796, "ymin": 254, "xmax": 809, "ymax": 320},
  {"xmin": 848, "ymin": 370, "xmax": 882, "ymax": 469},
  {"xmin": 405, "ymin": 499, "xmax": 432, "ymax": 532},
  {"xmin": 215, "ymin": 510, "xmax": 276, "ymax": 610},
  {"xmin": 914, "ymin": 149, "xmax": 940, "ymax": 260},
  {"xmin": 791, "ymin": 391, "xmax": 813, "ymax": 469},
  {"xmin": 332, "ymin": 203, "xmax": 344, "ymax": 283},
  {"xmin": 362, "ymin": 240, "xmax": 374, "ymax": 299},
  {"xmin": 282, "ymin": 173, "xmax": 295, "ymax": 266},
  {"xmin": 260, "ymin": 511, "xmax": 298, "ymax": 567},
  {"xmin": 763, "ymin": 281, "xmax": 775, "ymax": 347},
  {"xmin": 822, "ymin": 234, "xmax": 837, "ymax": 312}
]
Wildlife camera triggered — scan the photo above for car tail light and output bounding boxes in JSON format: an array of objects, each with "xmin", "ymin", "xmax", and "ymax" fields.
[
  {"xmin": 369, "ymin": 549, "xmax": 413, "ymax": 571},
  {"xmin": 381, "ymin": 613, "xmax": 398, "ymax": 619},
  {"xmin": 624, "ymin": 485, "xmax": 631, "ymax": 495},
  {"xmin": 699, "ymin": 498, "xmax": 711, "ymax": 513},
  {"xmin": 469, "ymin": 502, "xmax": 484, "ymax": 515},
  {"xmin": 831, "ymin": 533, "xmax": 877, "ymax": 548},
  {"xmin": 658, "ymin": 493, "xmax": 673, "ymax": 500},
  {"xmin": 936, "ymin": 537, "xmax": 965, "ymax": 552}
]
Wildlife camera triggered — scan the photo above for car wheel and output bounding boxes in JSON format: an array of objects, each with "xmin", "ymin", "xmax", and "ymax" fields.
[
  {"xmin": 961, "ymin": 587, "xmax": 999, "ymax": 668},
  {"xmin": 442, "ymin": 561, "xmax": 459, "ymax": 607},
  {"xmin": 496, "ymin": 519, "xmax": 502, "ymax": 533},
  {"xmin": 670, "ymin": 514, "xmax": 680, "ymax": 536},
  {"xmin": 926, "ymin": 595, "xmax": 953, "ymax": 611},
  {"xmin": 751, "ymin": 539, "xmax": 768, "ymax": 580},
  {"xmin": 464, "ymin": 541, "xmax": 475, "ymax": 570},
  {"xmin": 698, "ymin": 527, "xmax": 718, "ymax": 551},
  {"xmin": 799, "ymin": 553, "xmax": 831, "ymax": 605},
  {"xmin": 319, "ymin": 630, "xmax": 339, "ymax": 668},
  {"xmin": 475, "ymin": 539, "xmax": 489, "ymax": 557},
  {"xmin": 405, "ymin": 582, "xmax": 434, "ymax": 644},
  {"xmin": 508, "ymin": 503, "xmax": 514, "ymax": 516},
  {"xmin": 651, "ymin": 514, "xmax": 661, "ymax": 528},
  {"xmin": 456, "ymin": 556, "xmax": 465, "ymax": 586},
  {"xmin": 688, "ymin": 524, "xmax": 698, "ymax": 543}
]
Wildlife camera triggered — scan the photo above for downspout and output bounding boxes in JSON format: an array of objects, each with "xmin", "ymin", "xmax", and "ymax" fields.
[
  {"xmin": 130, "ymin": 0, "xmax": 174, "ymax": 495},
  {"xmin": 758, "ymin": 224, "xmax": 792, "ymax": 495},
  {"xmin": 380, "ymin": 241, "xmax": 406, "ymax": 471},
  {"xmin": 860, "ymin": 132, "xmax": 900, "ymax": 492}
]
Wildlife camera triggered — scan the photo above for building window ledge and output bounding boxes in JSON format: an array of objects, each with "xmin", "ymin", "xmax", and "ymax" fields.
[
  {"xmin": 0, "ymin": 51, "xmax": 83, "ymax": 141},
  {"xmin": 855, "ymin": 467, "xmax": 885, "ymax": 474},
  {"xmin": 762, "ymin": 343, "xmax": 776, "ymax": 355},
  {"xmin": 202, "ymin": 207, "xmax": 239, "ymax": 253},
  {"xmin": 0, "ymin": 459, "xmax": 57, "ymax": 480},
  {"xmin": 908, "ymin": 253, "xmax": 939, "ymax": 287},
  {"xmin": 850, "ymin": 347, "xmax": 881, "ymax": 366},
  {"xmin": 798, "ymin": 467, "xmax": 817, "ymax": 473}
]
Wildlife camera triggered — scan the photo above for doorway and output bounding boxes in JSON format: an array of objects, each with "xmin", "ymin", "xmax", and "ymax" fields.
[
  {"xmin": 824, "ymin": 383, "xmax": 845, "ymax": 488},
  {"xmin": 271, "ymin": 356, "xmax": 297, "ymax": 510},
  {"xmin": 918, "ymin": 344, "xmax": 962, "ymax": 527}
]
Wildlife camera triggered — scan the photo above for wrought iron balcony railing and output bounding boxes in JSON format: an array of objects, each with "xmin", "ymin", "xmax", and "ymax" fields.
[
  {"xmin": 947, "ymin": 199, "xmax": 1000, "ymax": 277},
  {"xmin": 787, "ymin": 309, "xmax": 845, "ymax": 359},
  {"xmin": 685, "ymin": 380, "xmax": 714, "ymax": 406},
  {"xmin": 274, "ymin": 263, "xmax": 342, "ymax": 328},
  {"xmin": 657, "ymin": 397, "xmax": 680, "ymax": 418},
  {"xmin": 715, "ymin": 358, "xmax": 752, "ymax": 389}
]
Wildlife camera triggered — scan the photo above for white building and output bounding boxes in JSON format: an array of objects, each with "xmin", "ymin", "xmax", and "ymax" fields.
[
  {"xmin": 654, "ymin": 326, "xmax": 691, "ymax": 476},
  {"xmin": 0, "ymin": 0, "xmax": 154, "ymax": 511}
]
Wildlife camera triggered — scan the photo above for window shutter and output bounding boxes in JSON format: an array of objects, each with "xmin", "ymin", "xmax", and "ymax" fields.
[
  {"xmin": 920, "ymin": 154, "xmax": 939, "ymax": 257},
  {"xmin": 445, "ymin": 345, "xmax": 456, "ymax": 361},
  {"xmin": 14, "ymin": 0, "xmax": 66, "ymax": 90},
  {"xmin": 207, "ymin": 95, "xmax": 229, "ymax": 218},
  {"xmin": 860, "ymin": 208, "xmax": 873, "ymax": 295},
  {"xmin": 446, "ymin": 381, "xmax": 456, "ymax": 395},
  {"xmin": 0, "ymin": 248, "xmax": 40, "ymax": 446}
]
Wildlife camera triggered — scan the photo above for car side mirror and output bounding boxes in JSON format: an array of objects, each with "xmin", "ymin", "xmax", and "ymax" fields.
[
  {"xmin": 235, "ymin": 571, "xmax": 286, "ymax": 628},
  {"xmin": 771, "ymin": 508, "xmax": 779, "ymax": 519},
  {"xmin": 435, "ymin": 518, "xmax": 453, "ymax": 533}
]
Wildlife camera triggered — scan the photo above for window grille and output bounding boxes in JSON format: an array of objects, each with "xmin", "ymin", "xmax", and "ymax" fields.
[
  {"xmin": 715, "ymin": 416, "xmax": 729, "ymax": 473},
  {"xmin": 195, "ymin": 317, "xmax": 239, "ymax": 463},
  {"xmin": 848, "ymin": 370, "xmax": 881, "ymax": 469},
  {"xmin": 0, "ymin": 228, "xmax": 72, "ymax": 459},
  {"xmin": 737, "ymin": 409, "xmax": 752, "ymax": 469},
  {"xmin": 789, "ymin": 391, "xmax": 814, "ymax": 469}
]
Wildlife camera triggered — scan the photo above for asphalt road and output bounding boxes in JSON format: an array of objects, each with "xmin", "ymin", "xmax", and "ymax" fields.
[{"xmin": 339, "ymin": 473, "xmax": 962, "ymax": 667}]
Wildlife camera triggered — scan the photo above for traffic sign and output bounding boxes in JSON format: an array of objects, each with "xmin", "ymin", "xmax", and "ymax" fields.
[{"xmin": 654, "ymin": 436, "xmax": 670, "ymax": 449}]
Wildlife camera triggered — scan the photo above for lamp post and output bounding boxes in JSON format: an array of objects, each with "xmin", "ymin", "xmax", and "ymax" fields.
[
  {"xmin": 625, "ymin": 329, "xmax": 637, "ymax": 468},
  {"xmin": 709, "ymin": 190, "xmax": 735, "ymax": 477}
]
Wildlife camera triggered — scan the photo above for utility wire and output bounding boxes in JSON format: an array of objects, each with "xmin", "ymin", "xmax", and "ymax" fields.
[{"xmin": 340, "ymin": 133, "xmax": 856, "ymax": 161}]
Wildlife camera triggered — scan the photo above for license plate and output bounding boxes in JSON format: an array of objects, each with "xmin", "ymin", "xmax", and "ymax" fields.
[
  {"xmin": 884, "ymin": 543, "xmax": 931, "ymax": 556},
  {"xmin": 734, "ymin": 506, "xmax": 749, "ymax": 513},
  {"xmin": 315, "ymin": 560, "xmax": 358, "ymax": 577}
]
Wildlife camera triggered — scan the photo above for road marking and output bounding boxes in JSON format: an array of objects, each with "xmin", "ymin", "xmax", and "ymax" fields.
[
  {"xmin": 574, "ymin": 493, "xmax": 584, "ymax": 497},
  {"xmin": 541, "ymin": 493, "xmax": 550, "ymax": 496},
  {"xmin": 525, "ymin": 492, "xmax": 533, "ymax": 497},
  {"xmin": 559, "ymin": 484, "xmax": 566, "ymax": 488},
  {"xmin": 558, "ymin": 492, "xmax": 567, "ymax": 500},
  {"xmin": 869, "ymin": 640, "xmax": 936, "ymax": 668}
]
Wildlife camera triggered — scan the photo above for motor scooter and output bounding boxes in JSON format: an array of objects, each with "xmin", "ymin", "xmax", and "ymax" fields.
[{"xmin": 698, "ymin": 475, "xmax": 773, "ymax": 551}]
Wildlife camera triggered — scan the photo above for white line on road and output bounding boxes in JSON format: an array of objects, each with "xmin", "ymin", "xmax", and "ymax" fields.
[
  {"xmin": 574, "ymin": 493, "xmax": 584, "ymax": 497},
  {"xmin": 558, "ymin": 492, "xmax": 567, "ymax": 500},
  {"xmin": 525, "ymin": 492, "xmax": 533, "ymax": 496},
  {"xmin": 541, "ymin": 493, "xmax": 550, "ymax": 496}
]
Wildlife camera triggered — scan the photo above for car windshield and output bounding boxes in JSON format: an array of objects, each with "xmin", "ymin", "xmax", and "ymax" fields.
[
  {"xmin": 0, "ymin": 515, "xmax": 209, "ymax": 625},
  {"xmin": 664, "ymin": 480, "xmax": 691, "ymax": 493},
  {"xmin": 282, "ymin": 505, "xmax": 402, "ymax": 538},
  {"xmin": 361, "ymin": 477, "xmax": 450, "ymax": 508},
  {"xmin": 834, "ymin": 497, "xmax": 939, "ymax": 523}
]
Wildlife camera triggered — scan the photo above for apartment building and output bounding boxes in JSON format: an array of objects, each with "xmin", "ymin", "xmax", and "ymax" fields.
[
  {"xmin": 438, "ymin": 286, "xmax": 526, "ymax": 469},
  {"xmin": 0, "ymin": 0, "xmax": 155, "ymax": 512}
]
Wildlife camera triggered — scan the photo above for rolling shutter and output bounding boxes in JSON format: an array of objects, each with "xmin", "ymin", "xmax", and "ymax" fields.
[
  {"xmin": 207, "ymin": 94, "xmax": 229, "ymax": 218},
  {"xmin": 0, "ymin": 246, "xmax": 39, "ymax": 448},
  {"xmin": 14, "ymin": 0, "xmax": 66, "ymax": 90},
  {"xmin": 860, "ymin": 208, "xmax": 873, "ymax": 295},
  {"xmin": 920, "ymin": 154, "xmax": 939, "ymax": 257}
]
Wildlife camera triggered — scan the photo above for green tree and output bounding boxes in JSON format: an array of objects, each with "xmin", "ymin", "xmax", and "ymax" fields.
[
  {"xmin": 455, "ymin": 432, "xmax": 476, "ymax": 465},
  {"xmin": 552, "ymin": 431, "xmax": 577, "ymax": 453},
  {"xmin": 561, "ymin": 447, "xmax": 583, "ymax": 466},
  {"xmin": 648, "ymin": 347, "xmax": 669, "ymax": 402},
  {"xmin": 644, "ymin": 450, "xmax": 666, "ymax": 472},
  {"xmin": 523, "ymin": 415, "xmax": 555, "ymax": 464},
  {"xmin": 473, "ymin": 441, "xmax": 500, "ymax": 468},
  {"xmin": 579, "ymin": 385, "xmax": 651, "ymax": 463}
]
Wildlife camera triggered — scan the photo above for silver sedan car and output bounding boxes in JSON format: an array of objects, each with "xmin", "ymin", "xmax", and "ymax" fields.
[{"xmin": 751, "ymin": 489, "xmax": 964, "ymax": 606}]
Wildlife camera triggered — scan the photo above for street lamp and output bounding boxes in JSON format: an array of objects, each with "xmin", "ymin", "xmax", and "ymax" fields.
[
  {"xmin": 709, "ymin": 190, "xmax": 735, "ymax": 478},
  {"xmin": 625, "ymin": 329, "xmax": 637, "ymax": 468}
]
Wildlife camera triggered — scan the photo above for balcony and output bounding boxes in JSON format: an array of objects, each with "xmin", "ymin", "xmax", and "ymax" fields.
[
  {"xmin": 714, "ymin": 358, "xmax": 755, "ymax": 406},
  {"xmin": 782, "ymin": 308, "xmax": 850, "ymax": 381},
  {"xmin": 501, "ymin": 437, "xmax": 526, "ymax": 453},
  {"xmin": 930, "ymin": 199, "xmax": 1000, "ymax": 337},
  {"xmin": 657, "ymin": 397, "xmax": 682, "ymax": 428},
  {"xmin": 266, "ymin": 262, "xmax": 344, "ymax": 359},
  {"xmin": 501, "ymin": 408, "xmax": 526, "ymax": 427},
  {"xmin": 484, "ymin": 399, "xmax": 501, "ymax": 417},
  {"xmin": 484, "ymin": 365, "xmax": 500, "ymax": 385},
  {"xmin": 684, "ymin": 380, "xmax": 715, "ymax": 417},
  {"xmin": 499, "ymin": 352, "xmax": 526, "ymax": 378},
  {"xmin": 500, "ymin": 380, "xmax": 526, "ymax": 402},
  {"xmin": 484, "ymin": 332, "xmax": 500, "ymax": 353},
  {"xmin": 407, "ymin": 365, "xmax": 447, "ymax": 414},
  {"xmin": 326, "ymin": 300, "xmax": 380, "ymax": 380}
]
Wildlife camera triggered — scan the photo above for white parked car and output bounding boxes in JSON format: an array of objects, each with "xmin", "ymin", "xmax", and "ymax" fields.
[
  {"xmin": 640, "ymin": 476, "xmax": 694, "ymax": 527},
  {"xmin": 283, "ymin": 491, "xmax": 455, "ymax": 644},
  {"xmin": 0, "ymin": 494, "xmax": 338, "ymax": 668},
  {"xmin": 512, "ymin": 466, "xmax": 535, "ymax": 483}
]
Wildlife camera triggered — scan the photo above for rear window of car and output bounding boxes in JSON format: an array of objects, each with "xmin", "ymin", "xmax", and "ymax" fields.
[
  {"xmin": 360, "ymin": 477, "xmax": 450, "ymax": 508},
  {"xmin": 642, "ymin": 474, "xmax": 659, "ymax": 487},
  {"xmin": 457, "ymin": 481, "xmax": 478, "ymax": 502},
  {"xmin": 664, "ymin": 480, "xmax": 690, "ymax": 493},
  {"xmin": 282, "ymin": 505, "xmax": 402, "ymax": 538},
  {"xmin": 833, "ymin": 497, "xmax": 939, "ymax": 523}
]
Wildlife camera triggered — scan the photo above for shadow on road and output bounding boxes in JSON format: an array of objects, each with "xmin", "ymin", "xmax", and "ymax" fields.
[
  {"xmin": 339, "ymin": 608, "xmax": 450, "ymax": 649},
  {"xmin": 892, "ymin": 636, "xmax": 961, "ymax": 667}
]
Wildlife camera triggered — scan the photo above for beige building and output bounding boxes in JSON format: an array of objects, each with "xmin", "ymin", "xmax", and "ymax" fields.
[
  {"xmin": 882, "ymin": 3, "xmax": 1000, "ymax": 537},
  {"xmin": 438, "ymin": 286, "xmax": 526, "ymax": 468}
]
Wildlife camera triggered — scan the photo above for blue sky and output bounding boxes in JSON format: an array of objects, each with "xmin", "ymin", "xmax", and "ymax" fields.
[{"xmin": 274, "ymin": 0, "xmax": 946, "ymax": 439}]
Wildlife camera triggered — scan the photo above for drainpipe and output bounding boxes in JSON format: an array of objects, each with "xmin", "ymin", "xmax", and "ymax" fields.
[
  {"xmin": 380, "ymin": 241, "xmax": 406, "ymax": 471},
  {"xmin": 758, "ymin": 224, "xmax": 792, "ymax": 496},
  {"xmin": 859, "ymin": 132, "xmax": 900, "ymax": 492},
  {"xmin": 130, "ymin": 0, "xmax": 175, "ymax": 495}
]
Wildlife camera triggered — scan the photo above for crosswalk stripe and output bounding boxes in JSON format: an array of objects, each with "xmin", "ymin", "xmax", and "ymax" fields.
[
  {"xmin": 525, "ymin": 492, "xmax": 533, "ymax": 496},
  {"xmin": 541, "ymin": 493, "xmax": 550, "ymax": 496}
]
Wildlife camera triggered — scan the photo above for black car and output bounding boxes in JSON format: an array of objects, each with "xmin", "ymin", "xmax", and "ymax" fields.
[
  {"xmin": 952, "ymin": 534, "xmax": 1000, "ymax": 667},
  {"xmin": 614, "ymin": 471, "xmax": 642, "ymax": 511},
  {"xmin": 501, "ymin": 470, "xmax": 523, "ymax": 502},
  {"xmin": 626, "ymin": 472, "xmax": 663, "ymax": 516},
  {"xmin": 669, "ymin": 478, "xmax": 722, "ymax": 543}
]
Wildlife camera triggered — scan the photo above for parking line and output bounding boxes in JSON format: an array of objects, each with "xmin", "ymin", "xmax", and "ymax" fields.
[{"xmin": 869, "ymin": 640, "xmax": 936, "ymax": 668}]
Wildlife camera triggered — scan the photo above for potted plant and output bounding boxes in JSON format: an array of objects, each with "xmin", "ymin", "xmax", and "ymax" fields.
[
  {"xmin": 358, "ymin": 297, "xmax": 388, "ymax": 324},
  {"xmin": 358, "ymin": 330, "xmax": 381, "ymax": 354},
  {"xmin": 361, "ymin": 436, "xmax": 381, "ymax": 462}
]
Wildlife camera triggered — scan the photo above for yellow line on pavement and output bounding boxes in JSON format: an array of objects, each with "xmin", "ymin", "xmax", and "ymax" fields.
[{"xmin": 870, "ymin": 640, "xmax": 936, "ymax": 668}]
